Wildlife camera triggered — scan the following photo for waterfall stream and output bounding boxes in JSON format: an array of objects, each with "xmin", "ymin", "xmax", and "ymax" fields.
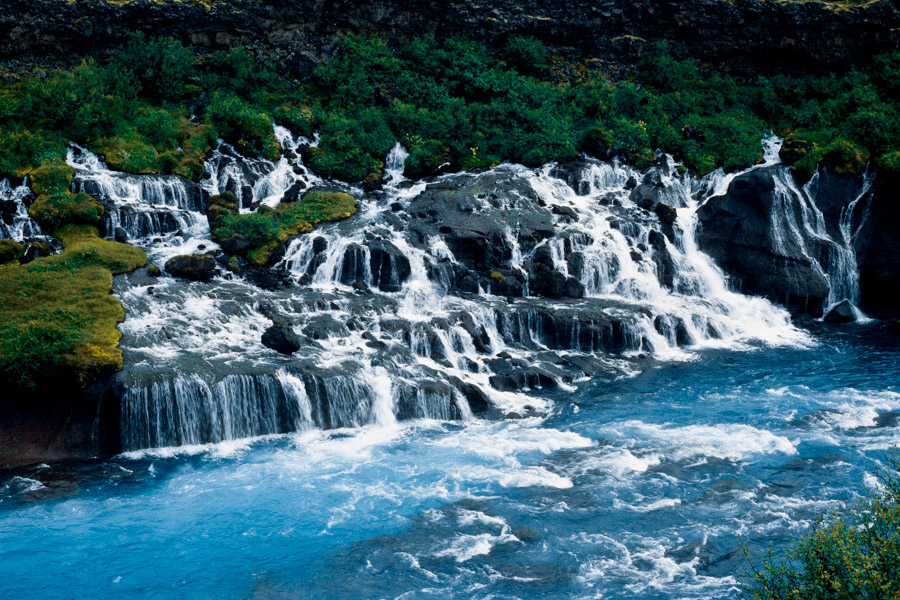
[{"xmin": 0, "ymin": 132, "xmax": 880, "ymax": 452}]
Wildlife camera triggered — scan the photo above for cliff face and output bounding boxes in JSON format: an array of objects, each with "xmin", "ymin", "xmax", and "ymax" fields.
[{"xmin": 1, "ymin": 0, "xmax": 898, "ymax": 79}]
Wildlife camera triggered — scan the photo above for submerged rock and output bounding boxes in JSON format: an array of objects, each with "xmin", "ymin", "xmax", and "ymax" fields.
[
  {"xmin": 824, "ymin": 300, "xmax": 856, "ymax": 324},
  {"xmin": 262, "ymin": 321, "xmax": 302, "ymax": 354},
  {"xmin": 164, "ymin": 254, "xmax": 217, "ymax": 281}
]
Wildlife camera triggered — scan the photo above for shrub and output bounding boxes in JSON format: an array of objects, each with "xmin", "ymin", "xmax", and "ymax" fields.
[
  {"xmin": 503, "ymin": 36, "xmax": 550, "ymax": 75},
  {"xmin": 743, "ymin": 449, "xmax": 900, "ymax": 600},
  {"xmin": 112, "ymin": 32, "xmax": 196, "ymax": 101},
  {"xmin": 205, "ymin": 91, "xmax": 279, "ymax": 159}
]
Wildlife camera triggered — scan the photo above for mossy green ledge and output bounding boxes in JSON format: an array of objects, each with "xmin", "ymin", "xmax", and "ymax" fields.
[{"xmin": 209, "ymin": 189, "xmax": 358, "ymax": 266}]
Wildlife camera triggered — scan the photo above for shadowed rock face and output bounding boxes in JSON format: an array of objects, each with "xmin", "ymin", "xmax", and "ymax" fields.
[
  {"xmin": 855, "ymin": 177, "xmax": 900, "ymax": 316},
  {"xmin": 697, "ymin": 164, "xmax": 900, "ymax": 318},
  {"xmin": 697, "ymin": 166, "xmax": 831, "ymax": 316},
  {"xmin": 1, "ymin": 0, "xmax": 898, "ymax": 79}
]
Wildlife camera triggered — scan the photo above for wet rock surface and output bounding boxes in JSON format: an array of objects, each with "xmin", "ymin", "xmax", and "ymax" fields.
[{"xmin": 164, "ymin": 253, "xmax": 218, "ymax": 281}]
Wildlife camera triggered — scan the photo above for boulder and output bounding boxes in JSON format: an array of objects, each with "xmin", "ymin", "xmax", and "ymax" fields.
[
  {"xmin": 262, "ymin": 321, "xmax": 302, "ymax": 354},
  {"xmin": 164, "ymin": 254, "xmax": 217, "ymax": 281},
  {"xmin": 824, "ymin": 300, "xmax": 857, "ymax": 323},
  {"xmin": 280, "ymin": 180, "xmax": 306, "ymax": 203},
  {"xmin": 219, "ymin": 234, "xmax": 254, "ymax": 255},
  {"xmin": 369, "ymin": 239, "xmax": 412, "ymax": 292},
  {"xmin": 655, "ymin": 202, "xmax": 678, "ymax": 225}
]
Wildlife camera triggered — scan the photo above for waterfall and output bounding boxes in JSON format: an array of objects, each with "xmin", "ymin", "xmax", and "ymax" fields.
[
  {"xmin": 102, "ymin": 129, "xmax": 838, "ymax": 453},
  {"xmin": 0, "ymin": 178, "xmax": 52, "ymax": 244},
  {"xmin": 768, "ymin": 166, "xmax": 875, "ymax": 317},
  {"xmin": 68, "ymin": 145, "xmax": 209, "ymax": 243}
]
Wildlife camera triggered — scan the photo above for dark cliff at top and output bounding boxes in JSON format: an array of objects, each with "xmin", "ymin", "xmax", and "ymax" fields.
[{"xmin": 1, "ymin": 0, "xmax": 899, "ymax": 79}]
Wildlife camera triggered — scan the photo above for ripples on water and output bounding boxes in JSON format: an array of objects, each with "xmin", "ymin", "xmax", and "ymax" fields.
[{"xmin": 1, "ymin": 325, "xmax": 898, "ymax": 600}]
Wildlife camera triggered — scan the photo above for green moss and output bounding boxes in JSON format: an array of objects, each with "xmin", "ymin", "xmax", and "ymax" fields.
[
  {"xmin": 0, "ymin": 240, "xmax": 25, "ymax": 265},
  {"xmin": 147, "ymin": 264, "xmax": 161, "ymax": 276},
  {"xmin": 27, "ymin": 159, "xmax": 105, "ymax": 232},
  {"xmin": 489, "ymin": 270, "xmax": 506, "ymax": 284},
  {"xmin": 209, "ymin": 190, "xmax": 356, "ymax": 266},
  {"xmin": 0, "ymin": 226, "xmax": 145, "ymax": 390}
]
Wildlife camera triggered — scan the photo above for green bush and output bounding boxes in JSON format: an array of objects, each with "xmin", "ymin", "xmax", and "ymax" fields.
[
  {"xmin": 743, "ymin": 449, "xmax": 900, "ymax": 600},
  {"xmin": 205, "ymin": 91, "xmax": 280, "ymax": 159},
  {"xmin": 112, "ymin": 32, "xmax": 195, "ymax": 101},
  {"xmin": 503, "ymin": 36, "xmax": 550, "ymax": 75}
]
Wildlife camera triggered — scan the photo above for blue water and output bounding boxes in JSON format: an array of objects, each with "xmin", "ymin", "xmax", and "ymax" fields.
[{"xmin": 2, "ymin": 324, "xmax": 899, "ymax": 600}]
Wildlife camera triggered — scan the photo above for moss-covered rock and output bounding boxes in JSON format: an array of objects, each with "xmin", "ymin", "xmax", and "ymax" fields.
[
  {"xmin": 209, "ymin": 189, "xmax": 357, "ymax": 266},
  {"xmin": 164, "ymin": 253, "xmax": 217, "ymax": 281},
  {"xmin": 0, "ymin": 240, "xmax": 25, "ymax": 264},
  {"xmin": 0, "ymin": 226, "xmax": 145, "ymax": 391},
  {"xmin": 27, "ymin": 159, "xmax": 104, "ymax": 232},
  {"xmin": 779, "ymin": 136, "xmax": 811, "ymax": 165},
  {"xmin": 147, "ymin": 264, "xmax": 161, "ymax": 276}
]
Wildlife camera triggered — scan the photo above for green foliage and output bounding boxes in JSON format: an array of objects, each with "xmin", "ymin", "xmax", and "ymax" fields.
[
  {"xmin": 112, "ymin": 32, "xmax": 196, "ymax": 101},
  {"xmin": 743, "ymin": 449, "xmax": 900, "ymax": 600},
  {"xmin": 0, "ymin": 240, "xmax": 25, "ymax": 265},
  {"xmin": 210, "ymin": 190, "xmax": 356, "ymax": 265},
  {"xmin": 0, "ymin": 310, "xmax": 86, "ymax": 391},
  {"xmin": 215, "ymin": 210, "xmax": 281, "ymax": 246},
  {"xmin": 0, "ymin": 225, "xmax": 145, "ymax": 391},
  {"xmin": 205, "ymin": 91, "xmax": 280, "ymax": 159},
  {"xmin": 504, "ymin": 36, "xmax": 550, "ymax": 75}
]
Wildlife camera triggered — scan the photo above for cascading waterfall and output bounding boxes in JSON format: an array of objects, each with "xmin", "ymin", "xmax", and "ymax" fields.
[
  {"xmin": 67, "ymin": 145, "xmax": 209, "ymax": 243},
  {"xmin": 59, "ymin": 129, "xmax": 880, "ymax": 452},
  {"xmin": 0, "ymin": 178, "xmax": 52, "ymax": 244},
  {"xmin": 768, "ymin": 165, "xmax": 875, "ymax": 317}
]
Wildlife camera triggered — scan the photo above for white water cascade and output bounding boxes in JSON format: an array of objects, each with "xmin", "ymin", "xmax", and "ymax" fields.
[{"xmin": 52, "ymin": 130, "xmax": 883, "ymax": 452}]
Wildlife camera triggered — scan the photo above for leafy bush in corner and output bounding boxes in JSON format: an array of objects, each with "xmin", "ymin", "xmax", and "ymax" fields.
[{"xmin": 743, "ymin": 449, "xmax": 900, "ymax": 600}]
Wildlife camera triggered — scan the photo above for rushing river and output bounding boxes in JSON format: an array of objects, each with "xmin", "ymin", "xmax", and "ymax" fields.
[
  {"xmin": 1, "ymin": 323, "xmax": 898, "ymax": 599},
  {"xmin": 1, "ymin": 131, "xmax": 894, "ymax": 598}
]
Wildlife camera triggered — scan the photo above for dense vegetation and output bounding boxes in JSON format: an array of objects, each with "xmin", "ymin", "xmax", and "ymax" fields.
[
  {"xmin": 744, "ymin": 450, "xmax": 900, "ymax": 599},
  {"xmin": 0, "ymin": 225, "xmax": 145, "ymax": 390},
  {"xmin": 1, "ymin": 32, "xmax": 899, "ymax": 391},
  {"xmin": 2, "ymin": 33, "xmax": 899, "ymax": 185}
]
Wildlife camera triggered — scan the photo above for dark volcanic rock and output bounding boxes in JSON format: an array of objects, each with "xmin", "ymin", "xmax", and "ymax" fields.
[
  {"xmin": 824, "ymin": 300, "xmax": 856, "ymax": 323},
  {"xmin": 369, "ymin": 238, "xmax": 412, "ymax": 292},
  {"xmin": 408, "ymin": 171, "xmax": 554, "ymax": 273},
  {"xmin": 164, "ymin": 254, "xmax": 217, "ymax": 281},
  {"xmin": 2, "ymin": 0, "xmax": 896, "ymax": 84},
  {"xmin": 696, "ymin": 166, "xmax": 830, "ymax": 315},
  {"xmin": 219, "ymin": 234, "xmax": 254, "ymax": 255},
  {"xmin": 853, "ymin": 176, "xmax": 900, "ymax": 317},
  {"xmin": 262, "ymin": 321, "xmax": 303, "ymax": 354}
]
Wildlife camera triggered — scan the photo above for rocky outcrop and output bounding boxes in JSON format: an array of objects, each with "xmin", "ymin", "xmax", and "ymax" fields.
[
  {"xmin": 262, "ymin": 321, "xmax": 303, "ymax": 354},
  {"xmin": 854, "ymin": 175, "xmax": 900, "ymax": 317},
  {"xmin": 697, "ymin": 166, "xmax": 830, "ymax": 315},
  {"xmin": 697, "ymin": 163, "xmax": 900, "ymax": 317},
  {"xmin": 0, "ymin": 375, "xmax": 121, "ymax": 468},
  {"xmin": 1, "ymin": 0, "xmax": 897, "ymax": 81}
]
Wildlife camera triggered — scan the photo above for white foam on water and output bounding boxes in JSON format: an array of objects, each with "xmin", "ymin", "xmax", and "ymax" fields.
[
  {"xmin": 433, "ymin": 531, "xmax": 520, "ymax": 563},
  {"xmin": 600, "ymin": 421, "xmax": 797, "ymax": 462}
]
